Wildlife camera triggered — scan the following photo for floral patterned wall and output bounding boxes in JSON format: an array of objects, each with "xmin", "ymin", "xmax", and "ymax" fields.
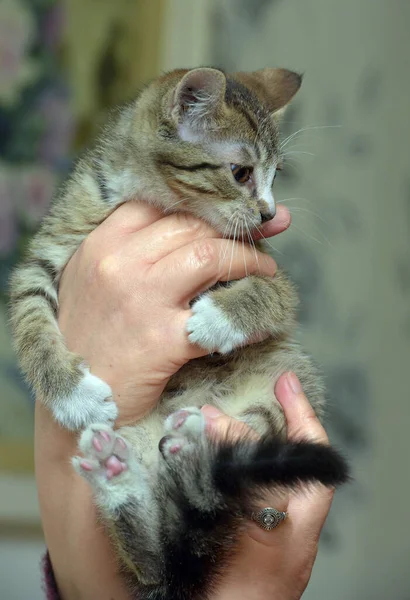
[
  {"xmin": 0, "ymin": 0, "xmax": 163, "ymax": 473},
  {"xmin": 0, "ymin": 0, "xmax": 74, "ymax": 468}
]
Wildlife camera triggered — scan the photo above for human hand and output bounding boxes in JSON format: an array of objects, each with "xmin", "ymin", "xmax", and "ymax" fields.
[
  {"xmin": 58, "ymin": 201, "xmax": 290, "ymax": 425},
  {"xmin": 202, "ymin": 371, "xmax": 336, "ymax": 600},
  {"xmin": 37, "ymin": 201, "xmax": 291, "ymax": 600}
]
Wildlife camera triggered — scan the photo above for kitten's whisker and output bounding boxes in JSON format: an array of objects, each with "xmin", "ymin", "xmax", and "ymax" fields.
[
  {"xmin": 241, "ymin": 223, "xmax": 248, "ymax": 277},
  {"xmin": 280, "ymin": 125, "xmax": 341, "ymax": 150},
  {"xmin": 224, "ymin": 213, "xmax": 236, "ymax": 260},
  {"xmin": 279, "ymin": 197, "xmax": 311, "ymax": 204},
  {"xmin": 283, "ymin": 156, "xmax": 304, "ymax": 167},
  {"xmin": 282, "ymin": 157, "xmax": 304, "ymax": 170},
  {"xmin": 282, "ymin": 150, "xmax": 316, "ymax": 157},
  {"xmin": 245, "ymin": 222, "xmax": 260, "ymax": 274},
  {"xmin": 220, "ymin": 215, "xmax": 236, "ymax": 270},
  {"xmin": 287, "ymin": 209, "xmax": 333, "ymax": 247},
  {"xmin": 163, "ymin": 198, "xmax": 188, "ymax": 213},
  {"xmin": 252, "ymin": 225, "xmax": 284, "ymax": 256},
  {"xmin": 286, "ymin": 205, "xmax": 329, "ymax": 226},
  {"xmin": 228, "ymin": 218, "xmax": 239, "ymax": 282},
  {"xmin": 221, "ymin": 215, "xmax": 235, "ymax": 272},
  {"xmin": 290, "ymin": 221, "xmax": 329, "ymax": 247},
  {"xmin": 280, "ymin": 142, "xmax": 314, "ymax": 153}
]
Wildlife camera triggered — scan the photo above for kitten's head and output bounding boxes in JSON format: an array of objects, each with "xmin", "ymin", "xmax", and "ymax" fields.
[{"xmin": 138, "ymin": 67, "xmax": 301, "ymax": 234}]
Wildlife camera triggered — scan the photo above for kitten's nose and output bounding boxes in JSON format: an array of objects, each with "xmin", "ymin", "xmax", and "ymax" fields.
[{"xmin": 260, "ymin": 209, "xmax": 276, "ymax": 223}]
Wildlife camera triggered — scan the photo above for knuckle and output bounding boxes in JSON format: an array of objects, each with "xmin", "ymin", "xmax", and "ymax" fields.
[
  {"xmin": 94, "ymin": 253, "xmax": 121, "ymax": 284},
  {"xmin": 302, "ymin": 405, "xmax": 318, "ymax": 423},
  {"xmin": 260, "ymin": 254, "xmax": 277, "ymax": 274},
  {"xmin": 192, "ymin": 239, "xmax": 217, "ymax": 268},
  {"xmin": 178, "ymin": 212, "xmax": 203, "ymax": 234}
]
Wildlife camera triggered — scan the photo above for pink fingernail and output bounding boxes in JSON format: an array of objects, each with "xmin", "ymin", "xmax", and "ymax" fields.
[
  {"xmin": 201, "ymin": 405, "xmax": 223, "ymax": 419},
  {"xmin": 287, "ymin": 372, "xmax": 302, "ymax": 394}
]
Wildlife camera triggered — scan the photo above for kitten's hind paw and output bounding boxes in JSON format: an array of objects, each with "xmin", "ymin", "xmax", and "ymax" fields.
[
  {"xmin": 52, "ymin": 368, "xmax": 118, "ymax": 431},
  {"xmin": 159, "ymin": 407, "xmax": 206, "ymax": 461},
  {"xmin": 164, "ymin": 407, "xmax": 205, "ymax": 438},
  {"xmin": 187, "ymin": 295, "xmax": 247, "ymax": 354}
]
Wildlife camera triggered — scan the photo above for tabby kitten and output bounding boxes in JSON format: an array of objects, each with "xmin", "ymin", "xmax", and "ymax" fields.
[{"xmin": 10, "ymin": 67, "xmax": 348, "ymax": 599}]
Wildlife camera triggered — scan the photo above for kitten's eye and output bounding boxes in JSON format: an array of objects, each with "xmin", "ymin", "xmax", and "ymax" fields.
[{"xmin": 231, "ymin": 164, "xmax": 253, "ymax": 184}]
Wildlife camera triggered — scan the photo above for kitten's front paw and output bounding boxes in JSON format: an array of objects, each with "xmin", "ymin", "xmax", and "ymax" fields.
[
  {"xmin": 72, "ymin": 423, "xmax": 129, "ymax": 483},
  {"xmin": 52, "ymin": 368, "xmax": 118, "ymax": 431},
  {"xmin": 187, "ymin": 295, "xmax": 247, "ymax": 354}
]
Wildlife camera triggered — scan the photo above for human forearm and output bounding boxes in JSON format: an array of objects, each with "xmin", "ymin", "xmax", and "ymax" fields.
[{"xmin": 35, "ymin": 400, "xmax": 130, "ymax": 600}]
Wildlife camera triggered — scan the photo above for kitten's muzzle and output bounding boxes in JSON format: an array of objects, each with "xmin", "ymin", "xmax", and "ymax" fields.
[{"xmin": 260, "ymin": 208, "xmax": 276, "ymax": 223}]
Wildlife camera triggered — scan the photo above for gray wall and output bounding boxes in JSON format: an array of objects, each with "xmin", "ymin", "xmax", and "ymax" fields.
[{"xmin": 211, "ymin": 1, "xmax": 410, "ymax": 598}]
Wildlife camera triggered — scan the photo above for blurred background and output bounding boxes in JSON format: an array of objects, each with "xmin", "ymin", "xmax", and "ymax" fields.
[{"xmin": 0, "ymin": 0, "xmax": 409, "ymax": 598}]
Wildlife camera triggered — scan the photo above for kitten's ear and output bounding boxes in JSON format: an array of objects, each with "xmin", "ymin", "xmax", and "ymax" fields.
[
  {"xmin": 235, "ymin": 68, "xmax": 302, "ymax": 117},
  {"xmin": 170, "ymin": 68, "xmax": 226, "ymax": 128}
]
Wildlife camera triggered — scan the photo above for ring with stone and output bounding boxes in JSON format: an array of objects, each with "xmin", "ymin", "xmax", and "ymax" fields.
[{"xmin": 251, "ymin": 507, "xmax": 287, "ymax": 531}]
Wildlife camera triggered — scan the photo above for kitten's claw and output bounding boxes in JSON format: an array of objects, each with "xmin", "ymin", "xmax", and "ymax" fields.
[
  {"xmin": 187, "ymin": 295, "xmax": 247, "ymax": 354},
  {"xmin": 52, "ymin": 368, "xmax": 118, "ymax": 431}
]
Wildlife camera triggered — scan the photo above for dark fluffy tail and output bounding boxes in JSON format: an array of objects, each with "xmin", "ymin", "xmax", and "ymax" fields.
[{"xmin": 213, "ymin": 436, "xmax": 349, "ymax": 502}]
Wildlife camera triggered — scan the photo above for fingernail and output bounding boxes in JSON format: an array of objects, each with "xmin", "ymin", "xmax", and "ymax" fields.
[
  {"xmin": 275, "ymin": 209, "xmax": 291, "ymax": 228},
  {"xmin": 287, "ymin": 372, "xmax": 302, "ymax": 394},
  {"xmin": 201, "ymin": 405, "xmax": 223, "ymax": 419}
]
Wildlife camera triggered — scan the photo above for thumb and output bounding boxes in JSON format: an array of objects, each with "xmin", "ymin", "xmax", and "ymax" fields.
[
  {"xmin": 200, "ymin": 405, "xmax": 258, "ymax": 440},
  {"xmin": 200, "ymin": 404, "xmax": 289, "ymax": 547}
]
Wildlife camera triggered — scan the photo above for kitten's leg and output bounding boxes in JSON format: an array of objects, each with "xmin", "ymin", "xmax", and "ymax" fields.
[
  {"xmin": 156, "ymin": 408, "xmax": 234, "ymax": 600},
  {"xmin": 159, "ymin": 408, "xmax": 221, "ymax": 512},
  {"xmin": 187, "ymin": 270, "xmax": 297, "ymax": 354},
  {"xmin": 9, "ymin": 263, "xmax": 117, "ymax": 430},
  {"xmin": 72, "ymin": 423, "xmax": 161, "ymax": 585}
]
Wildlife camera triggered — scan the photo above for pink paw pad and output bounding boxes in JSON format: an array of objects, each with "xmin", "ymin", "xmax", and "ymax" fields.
[
  {"xmin": 159, "ymin": 435, "xmax": 184, "ymax": 457},
  {"xmin": 170, "ymin": 410, "xmax": 190, "ymax": 431},
  {"xmin": 105, "ymin": 455, "xmax": 127, "ymax": 479},
  {"xmin": 79, "ymin": 459, "xmax": 95, "ymax": 472}
]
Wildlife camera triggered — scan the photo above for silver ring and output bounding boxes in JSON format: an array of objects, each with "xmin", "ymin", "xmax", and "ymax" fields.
[{"xmin": 251, "ymin": 507, "xmax": 287, "ymax": 531}]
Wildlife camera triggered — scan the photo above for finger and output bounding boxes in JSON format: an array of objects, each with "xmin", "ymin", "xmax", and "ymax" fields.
[
  {"xmin": 275, "ymin": 372, "xmax": 335, "ymax": 532},
  {"xmin": 274, "ymin": 372, "xmax": 329, "ymax": 444},
  {"xmin": 129, "ymin": 212, "xmax": 220, "ymax": 264},
  {"xmin": 287, "ymin": 484, "xmax": 335, "ymax": 536},
  {"xmin": 253, "ymin": 204, "xmax": 291, "ymax": 240},
  {"xmin": 155, "ymin": 238, "xmax": 277, "ymax": 304},
  {"xmin": 201, "ymin": 406, "xmax": 289, "ymax": 547},
  {"xmin": 97, "ymin": 202, "xmax": 163, "ymax": 238},
  {"xmin": 201, "ymin": 405, "xmax": 258, "ymax": 441}
]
